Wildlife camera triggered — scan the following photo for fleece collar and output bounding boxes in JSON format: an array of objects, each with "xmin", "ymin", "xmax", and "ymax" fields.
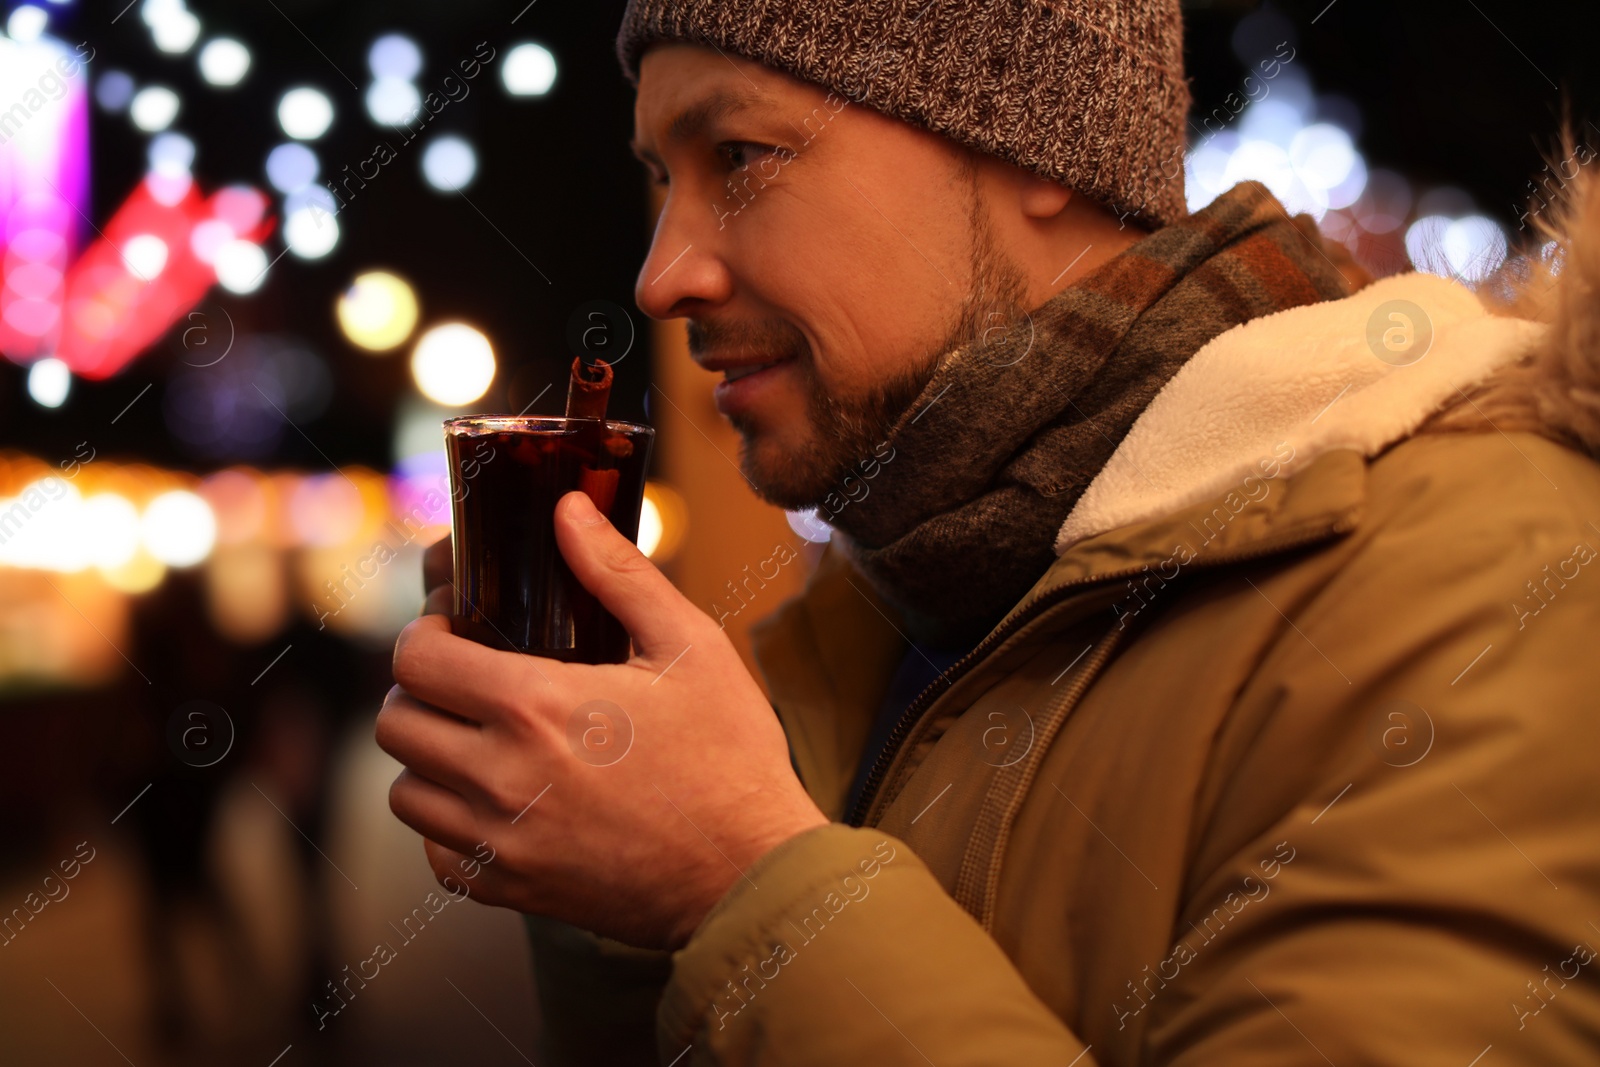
[{"xmin": 1054, "ymin": 271, "xmax": 1547, "ymax": 555}]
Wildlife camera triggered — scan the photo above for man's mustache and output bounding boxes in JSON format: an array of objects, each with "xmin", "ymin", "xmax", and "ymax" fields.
[{"xmin": 687, "ymin": 319, "xmax": 810, "ymax": 363}]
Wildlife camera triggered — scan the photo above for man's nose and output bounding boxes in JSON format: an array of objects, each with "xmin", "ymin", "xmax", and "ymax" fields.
[{"xmin": 633, "ymin": 191, "xmax": 734, "ymax": 322}]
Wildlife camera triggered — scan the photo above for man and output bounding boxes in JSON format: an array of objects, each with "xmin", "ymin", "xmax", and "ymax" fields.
[{"xmin": 376, "ymin": 1, "xmax": 1600, "ymax": 1063}]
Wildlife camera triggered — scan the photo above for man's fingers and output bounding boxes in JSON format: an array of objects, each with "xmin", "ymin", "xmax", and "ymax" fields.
[
  {"xmin": 553, "ymin": 490, "xmax": 701, "ymax": 660},
  {"xmin": 423, "ymin": 534, "xmax": 452, "ymax": 595},
  {"xmin": 392, "ymin": 612, "xmax": 560, "ymax": 724},
  {"xmin": 423, "ymin": 585, "xmax": 452, "ymax": 616},
  {"xmin": 423, "ymin": 838, "xmax": 518, "ymax": 909},
  {"xmin": 387, "ymin": 769, "xmax": 482, "ymax": 857},
  {"xmin": 422, "ymin": 838, "xmax": 476, "ymax": 894},
  {"xmin": 374, "ymin": 685, "xmax": 484, "ymax": 799}
]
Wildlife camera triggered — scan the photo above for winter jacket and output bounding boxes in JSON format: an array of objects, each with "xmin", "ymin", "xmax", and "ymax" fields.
[{"xmin": 524, "ymin": 204, "xmax": 1600, "ymax": 1065}]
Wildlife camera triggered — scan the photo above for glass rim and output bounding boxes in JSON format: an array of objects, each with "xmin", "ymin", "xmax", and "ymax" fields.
[{"xmin": 443, "ymin": 414, "xmax": 654, "ymax": 436}]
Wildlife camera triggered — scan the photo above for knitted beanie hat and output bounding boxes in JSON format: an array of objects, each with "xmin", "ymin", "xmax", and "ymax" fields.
[{"xmin": 616, "ymin": 0, "xmax": 1192, "ymax": 229}]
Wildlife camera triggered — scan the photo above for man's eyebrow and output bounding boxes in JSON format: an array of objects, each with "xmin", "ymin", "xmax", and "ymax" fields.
[{"xmin": 629, "ymin": 86, "xmax": 773, "ymax": 162}]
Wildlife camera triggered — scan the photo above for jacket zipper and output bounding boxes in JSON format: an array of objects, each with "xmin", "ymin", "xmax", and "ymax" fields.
[
  {"xmin": 967, "ymin": 623, "xmax": 1129, "ymax": 928},
  {"xmin": 844, "ymin": 516, "xmax": 1358, "ymax": 827}
]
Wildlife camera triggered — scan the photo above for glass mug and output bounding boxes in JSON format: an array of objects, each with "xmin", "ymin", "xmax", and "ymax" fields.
[{"xmin": 444, "ymin": 415, "xmax": 655, "ymax": 665}]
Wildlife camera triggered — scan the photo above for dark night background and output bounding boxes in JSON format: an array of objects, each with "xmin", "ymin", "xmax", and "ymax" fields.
[
  {"xmin": 4, "ymin": 0, "xmax": 1594, "ymax": 463},
  {"xmin": 4, "ymin": 0, "xmax": 654, "ymax": 470}
]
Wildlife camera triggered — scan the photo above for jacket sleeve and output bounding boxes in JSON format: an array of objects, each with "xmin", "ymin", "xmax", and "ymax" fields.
[
  {"xmin": 655, "ymin": 824, "xmax": 1094, "ymax": 1064},
  {"xmin": 522, "ymin": 912, "xmax": 674, "ymax": 1066},
  {"xmin": 1145, "ymin": 435, "xmax": 1600, "ymax": 1065}
]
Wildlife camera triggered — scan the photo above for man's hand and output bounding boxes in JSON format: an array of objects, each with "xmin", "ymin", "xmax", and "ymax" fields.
[{"xmin": 377, "ymin": 490, "xmax": 829, "ymax": 950}]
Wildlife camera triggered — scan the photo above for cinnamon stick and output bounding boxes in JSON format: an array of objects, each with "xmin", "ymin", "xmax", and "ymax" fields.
[
  {"xmin": 565, "ymin": 356, "xmax": 613, "ymax": 421},
  {"xmin": 577, "ymin": 465, "xmax": 621, "ymax": 516},
  {"xmin": 566, "ymin": 356, "xmax": 621, "ymax": 515}
]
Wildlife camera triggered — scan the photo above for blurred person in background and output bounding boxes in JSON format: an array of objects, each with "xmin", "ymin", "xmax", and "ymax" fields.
[
  {"xmin": 378, "ymin": 0, "xmax": 1600, "ymax": 1063},
  {"xmin": 113, "ymin": 577, "xmax": 357, "ymax": 1059}
]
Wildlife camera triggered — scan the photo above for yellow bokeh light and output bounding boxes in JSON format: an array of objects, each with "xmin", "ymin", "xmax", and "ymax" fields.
[
  {"xmin": 410, "ymin": 323, "xmax": 496, "ymax": 407},
  {"xmin": 637, "ymin": 495, "xmax": 662, "ymax": 559},
  {"xmin": 205, "ymin": 544, "xmax": 288, "ymax": 644},
  {"xmin": 100, "ymin": 552, "xmax": 168, "ymax": 594},
  {"xmin": 640, "ymin": 481, "xmax": 687, "ymax": 563},
  {"xmin": 337, "ymin": 271, "xmax": 419, "ymax": 352}
]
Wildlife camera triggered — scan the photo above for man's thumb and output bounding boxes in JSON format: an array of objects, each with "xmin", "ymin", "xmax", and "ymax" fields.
[{"xmin": 554, "ymin": 490, "xmax": 688, "ymax": 658}]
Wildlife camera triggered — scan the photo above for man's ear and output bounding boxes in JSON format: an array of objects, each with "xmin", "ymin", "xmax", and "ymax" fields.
[{"xmin": 1019, "ymin": 173, "xmax": 1074, "ymax": 220}]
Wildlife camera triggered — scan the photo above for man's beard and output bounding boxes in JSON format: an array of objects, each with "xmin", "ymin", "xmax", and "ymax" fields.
[{"xmin": 688, "ymin": 194, "xmax": 1032, "ymax": 511}]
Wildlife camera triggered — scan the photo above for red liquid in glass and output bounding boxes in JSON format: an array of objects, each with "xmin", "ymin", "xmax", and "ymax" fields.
[{"xmin": 447, "ymin": 419, "xmax": 653, "ymax": 664}]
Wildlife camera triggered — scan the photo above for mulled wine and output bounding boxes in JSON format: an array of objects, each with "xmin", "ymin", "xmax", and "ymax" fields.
[{"xmin": 444, "ymin": 415, "xmax": 655, "ymax": 665}]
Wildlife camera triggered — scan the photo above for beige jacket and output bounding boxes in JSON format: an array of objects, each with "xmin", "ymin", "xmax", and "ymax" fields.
[{"xmin": 526, "ymin": 188, "xmax": 1600, "ymax": 1066}]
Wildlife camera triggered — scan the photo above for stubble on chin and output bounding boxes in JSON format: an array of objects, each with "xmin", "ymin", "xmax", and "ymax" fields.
[
  {"xmin": 732, "ymin": 351, "xmax": 936, "ymax": 511},
  {"xmin": 736, "ymin": 274, "xmax": 1030, "ymax": 513}
]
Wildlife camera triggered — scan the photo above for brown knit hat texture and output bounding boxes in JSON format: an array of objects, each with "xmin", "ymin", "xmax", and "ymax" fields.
[{"xmin": 616, "ymin": 0, "xmax": 1193, "ymax": 229}]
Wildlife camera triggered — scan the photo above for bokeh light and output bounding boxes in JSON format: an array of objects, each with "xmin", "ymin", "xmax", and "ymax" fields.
[
  {"xmin": 200, "ymin": 469, "xmax": 269, "ymax": 544},
  {"xmin": 84, "ymin": 495, "xmax": 142, "ymax": 569},
  {"xmin": 1179, "ymin": 60, "xmax": 1510, "ymax": 280},
  {"xmin": 192, "ymin": 223, "xmax": 231, "ymax": 265},
  {"xmin": 212, "ymin": 185, "xmax": 271, "ymax": 235},
  {"xmin": 95, "ymin": 71, "xmax": 136, "ymax": 112},
  {"xmin": 6, "ymin": 5, "xmax": 48, "ymax": 43},
  {"xmin": 0, "ymin": 479, "xmax": 80, "ymax": 570},
  {"xmin": 1290, "ymin": 124, "xmax": 1357, "ymax": 193},
  {"xmin": 120, "ymin": 234, "xmax": 170, "ymax": 281},
  {"xmin": 141, "ymin": 490, "xmax": 217, "ymax": 567},
  {"xmin": 214, "ymin": 240, "xmax": 270, "ymax": 294},
  {"xmin": 277, "ymin": 87, "xmax": 334, "ymax": 140},
  {"xmin": 640, "ymin": 481, "xmax": 689, "ymax": 562},
  {"xmin": 130, "ymin": 86, "xmax": 181, "ymax": 132},
  {"xmin": 27, "ymin": 357, "xmax": 70, "ymax": 408},
  {"xmin": 368, "ymin": 34, "xmax": 422, "ymax": 80},
  {"xmin": 1354, "ymin": 169, "xmax": 1412, "ymax": 234},
  {"xmin": 502, "ymin": 42, "xmax": 557, "ymax": 96},
  {"xmin": 198, "ymin": 37, "xmax": 252, "ymax": 86},
  {"xmin": 1406, "ymin": 214, "xmax": 1508, "ymax": 283},
  {"xmin": 150, "ymin": 7, "xmax": 201, "ymax": 53},
  {"xmin": 337, "ymin": 272, "xmax": 419, "ymax": 352},
  {"xmin": 366, "ymin": 78, "xmax": 422, "ymax": 126},
  {"xmin": 148, "ymin": 132, "xmax": 196, "ymax": 177},
  {"xmin": 205, "ymin": 544, "xmax": 288, "ymax": 644},
  {"xmin": 289, "ymin": 475, "xmax": 365, "ymax": 547},
  {"xmin": 637, "ymin": 495, "xmax": 662, "ymax": 558},
  {"xmin": 101, "ymin": 553, "xmax": 167, "ymax": 594},
  {"xmin": 392, "ymin": 398, "xmax": 453, "ymax": 474},
  {"xmin": 421, "ymin": 136, "xmax": 477, "ymax": 192},
  {"xmin": 266, "ymin": 142, "xmax": 319, "ymax": 194},
  {"xmin": 284, "ymin": 190, "xmax": 341, "ymax": 260},
  {"xmin": 410, "ymin": 323, "xmax": 495, "ymax": 406},
  {"xmin": 284, "ymin": 208, "xmax": 340, "ymax": 260}
]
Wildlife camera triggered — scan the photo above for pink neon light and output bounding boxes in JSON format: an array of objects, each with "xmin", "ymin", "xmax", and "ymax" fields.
[
  {"xmin": 56, "ymin": 178, "xmax": 273, "ymax": 380},
  {"xmin": 0, "ymin": 32, "xmax": 90, "ymax": 364}
]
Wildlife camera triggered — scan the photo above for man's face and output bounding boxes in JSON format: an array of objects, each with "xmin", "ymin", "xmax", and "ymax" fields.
[{"xmin": 631, "ymin": 44, "xmax": 1030, "ymax": 510}]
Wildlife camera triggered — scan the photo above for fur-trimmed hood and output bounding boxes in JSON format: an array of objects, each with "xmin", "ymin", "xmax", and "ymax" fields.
[{"xmin": 1056, "ymin": 171, "xmax": 1600, "ymax": 554}]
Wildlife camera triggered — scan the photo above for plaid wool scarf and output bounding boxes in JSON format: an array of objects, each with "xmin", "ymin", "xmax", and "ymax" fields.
[{"xmin": 831, "ymin": 181, "xmax": 1352, "ymax": 648}]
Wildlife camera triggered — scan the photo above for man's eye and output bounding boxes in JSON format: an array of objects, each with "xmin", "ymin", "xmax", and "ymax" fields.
[{"xmin": 720, "ymin": 142, "xmax": 791, "ymax": 171}]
